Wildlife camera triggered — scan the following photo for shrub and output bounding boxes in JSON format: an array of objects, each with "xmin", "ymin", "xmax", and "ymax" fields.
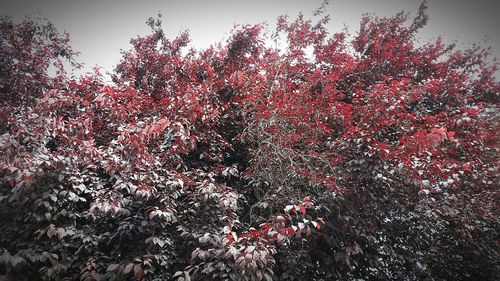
[{"xmin": 1, "ymin": 3, "xmax": 498, "ymax": 280}]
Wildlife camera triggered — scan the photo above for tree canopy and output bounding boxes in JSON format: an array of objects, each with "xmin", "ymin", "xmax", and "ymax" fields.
[{"xmin": 0, "ymin": 3, "xmax": 499, "ymax": 280}]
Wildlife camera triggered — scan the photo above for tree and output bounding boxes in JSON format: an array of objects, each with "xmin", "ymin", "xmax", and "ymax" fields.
[
  {"xmin": 1, "ymin": 3, "xmax": 499, "ymax": 280},
  {"xmin": 0, "ymin": 16, "xmax": 80, "ymax": 134}
]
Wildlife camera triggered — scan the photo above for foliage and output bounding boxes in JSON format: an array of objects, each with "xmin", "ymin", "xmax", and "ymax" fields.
[{"xmin": 1, "ymin": 3, "xmax": 499, "ymax": 280}]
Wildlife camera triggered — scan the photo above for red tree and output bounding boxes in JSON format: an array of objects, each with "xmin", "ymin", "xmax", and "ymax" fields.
[{"xmin": 1, "ymin": 3, "xmax": 499, "ymax": 281}]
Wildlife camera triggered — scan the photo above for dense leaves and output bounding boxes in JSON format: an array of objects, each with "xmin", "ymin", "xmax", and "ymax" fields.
[{"xmin": 1, "ymin": 3, "xmax": 499, "ymax": 280}]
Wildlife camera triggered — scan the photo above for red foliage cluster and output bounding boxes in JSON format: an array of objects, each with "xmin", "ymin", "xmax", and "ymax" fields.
[{"xmin": 1, "ymin": 3, "xmax": 499, "ymax": 280}]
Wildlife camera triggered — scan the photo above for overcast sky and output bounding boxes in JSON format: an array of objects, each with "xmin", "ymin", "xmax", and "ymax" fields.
[{"xmin": 1, "ymin": 0, "xmax": 499, "ymax": 79}]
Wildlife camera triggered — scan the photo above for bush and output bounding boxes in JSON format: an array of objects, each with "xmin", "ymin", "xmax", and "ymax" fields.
[{"xmin": 1, "ymin": 3, "xmax": 498, "ymax": 280}]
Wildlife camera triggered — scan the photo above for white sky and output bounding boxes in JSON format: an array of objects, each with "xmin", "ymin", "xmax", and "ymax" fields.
[{"xmin": 1, "ymin": 0, "xmax": 499, "ymax": 79}]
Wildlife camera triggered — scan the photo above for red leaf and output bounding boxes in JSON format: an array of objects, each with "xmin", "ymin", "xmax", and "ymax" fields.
[{"xmin": 134, "ymin": 264, "xmax": 143, "ymax": 279}]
